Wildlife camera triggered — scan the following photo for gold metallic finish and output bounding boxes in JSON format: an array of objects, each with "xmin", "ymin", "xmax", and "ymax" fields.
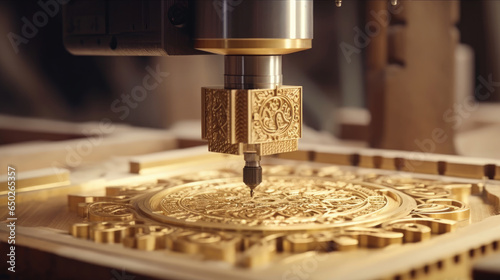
[
  {"xmin": 362, "ymin": 176, "xmax": 471, "ymax": 222},
  {"xmin": 386, "ymin": 223, "xmax": 431, "ymax": 243},
  {"xmin": 241, "ymin": 241, "xmax": 277, "ymax": 268},
  {"xmin": 330, "ymin": 236, "xmax": 359, "ymax": 251},
  {"xmin": 122, "ymin": 225, "xmax": 174, "ymax": 251},
  {"xmin": 172, "ymin": 231, "xmax": 241, "ymax": 263},
  {"xmin": 365, "ymin": 176, "xmax": 471, "ymax": 204},
  {"xmin": 259, "ymin": 140, "xmax": 299, "ymax": 155},
  {"xmin": 194, "ymin": 39, "xmax": 312, "ymax": 55},
  {"xmin": 123, "ymin": 233, "xmax": 156, "ymax": 251},
  {"xmin": 77, "ymin": 202, "xmax": 90, "ymax": 218},
  {"xmin": 142, "ymin": 177, "xmax": 415, "ymax": 232},
  {"xmin": 282, "ymin": 231, "xmax": 358, "ymax": 253},
  {"xmin": 283, "ymin": 233, "xmax": 316, "ymax": 253},
  {"xmin": 250, "ymin": 87, "xmax": 302, "ymax": 144},
  {"xmin": 413, "ymin": 199, "xmax": 470, "ymax": 221},
  {"xmin": 342, "ymin": 227, "xmax": 403, "ymax": 248},
  {"xmin": 90, "ymin": 221, "xmax": 128, "ymax": 243},
  {"xmin": 68, "ymin": 195, "xmax": 95, "ymax": 213},
  {"xmin": 70, "ymin": 223, "xmax": 90, "ymax": 239},
  {"xmin": 88, "ymin": 202, "xmax": 136, "ymax": 222},
  {"xmin": 444, "ymin": 183, "xmax": 472, "ymax": 203},
  {"xmin": 68, "ymin": 194, "xmax": 129, "ymax": 213},
  {"xmin": 202, "ymin": 86, "xmax": 302, "ymax": 156},
  {"xmin": 383, "ymin": 217, "xmax": 457, "ymax": 235},
  {"xmin": 105, "ymin": 183, "xmax": 164, "ymax": 196},
  {"xmin": 68, "ymin": 165, "xmax": 475, "ymax": 267},
  {"xmin": 199, "ymin": 234, "xmax": 241, "ymax": 264}
]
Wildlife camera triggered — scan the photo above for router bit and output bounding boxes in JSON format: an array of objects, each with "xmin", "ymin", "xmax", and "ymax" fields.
[{"xmin": 243, "ymin": 152, "xmax": 262, "ymax": 197}]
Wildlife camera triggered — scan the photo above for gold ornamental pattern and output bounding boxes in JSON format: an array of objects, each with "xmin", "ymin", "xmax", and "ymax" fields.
[
  {"xmin": 250, "ymin": 87, "xmax": 302, "ymax": 143},
  {"xmin": 68, "ymin": 165, "xmax": 473, "ymax": 267},
  {"xmin": 201, "ymin": 86, "xmax": 302, "ymax": 156},
  {"xmin": 148, "ymin": 177, "xmax": 414, "ymax": 231},
  {"xmin": 202, "ymin": 88, "xmax": 241, "ymax": 155}
]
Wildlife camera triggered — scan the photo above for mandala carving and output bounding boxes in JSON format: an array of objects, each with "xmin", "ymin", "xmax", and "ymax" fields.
[
  {"xmin": 68, "ymin": 165, "xmax": 473, "ymax": 267},
  {"xmin": 145, "ymin": 177, "xmax": 413, "ymax": 231}
]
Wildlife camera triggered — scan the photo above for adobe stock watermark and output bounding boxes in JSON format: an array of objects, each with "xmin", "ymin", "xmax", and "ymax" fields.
[
  {"xmin": 111, "ymin": 65, "xmax": 170, "ymax": 120},
  {"xmin": 405, "ymin": 74, "xmax": 500, "ymax": 172},
  {"xmin": 7, "ymin": 0, "xmax": 70, "ymax": 54},
  {"xmin": 212, "ymin": 0, "xmax": 243, "ymax": 20},
  {"xmin": 340, "ymin": 4, "xmax": 403, "ymax": 63},
  {"xmin": 51, "ymin": 64, "xmax": 169, "ymax": 172},
  {"xmin": 6, "ymin": 166, "xmax": 17, "ymax": 273}
]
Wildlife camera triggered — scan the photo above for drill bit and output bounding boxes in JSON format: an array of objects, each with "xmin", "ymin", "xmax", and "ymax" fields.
[{"xmin": 243, "ymin": 152, "xmax": 262, "ymax": 197}]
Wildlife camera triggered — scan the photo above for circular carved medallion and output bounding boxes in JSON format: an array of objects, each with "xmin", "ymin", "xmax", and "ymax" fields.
[{"xmin": 139, "ymin": 176, "xmax": 416, "ymax": 232}]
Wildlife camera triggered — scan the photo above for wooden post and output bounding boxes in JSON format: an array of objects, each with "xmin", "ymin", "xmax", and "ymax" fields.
[{"xmin": 367, "ymin": 0, "xmax": 459, "ymax": 154}]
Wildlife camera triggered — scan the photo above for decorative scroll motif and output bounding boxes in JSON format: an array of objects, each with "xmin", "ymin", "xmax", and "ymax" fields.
[
  {"xmin": 251, "ymin": 87, "xmax": 302, "ymax": 143},
  {"xmin": 68, "ymin": 165, "xmax": 472, "ymax": 268},
  {"xmin": 202, "ymin": 88, "xmax": 240, "ymax": 155},
  {"xmin": 260, "ymin": 96, "xmax": 292, "ymax": 134},
  {"xmin": 88, "ymin": 202, "xmax": 136, "ymax": 222},
  {"xmin": 413, "ymin": 199, "xmax": 470, "ymax": 221},
  {"xmin": 211, "ymin": 90, "xmax": 229, "ymax": 141}
]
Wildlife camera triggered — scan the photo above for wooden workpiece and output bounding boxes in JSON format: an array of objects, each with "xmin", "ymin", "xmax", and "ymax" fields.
[{"xmin": 2, "ymin": 142, "xmax": 500, "ymax": 279}]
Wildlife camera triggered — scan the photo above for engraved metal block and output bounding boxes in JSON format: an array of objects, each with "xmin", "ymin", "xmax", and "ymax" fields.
[{"xmin": 202, "ymin": 86, "xmax": 302, "ymax": 156}]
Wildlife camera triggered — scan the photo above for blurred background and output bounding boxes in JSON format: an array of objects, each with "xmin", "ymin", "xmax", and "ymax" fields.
[{"xmin": 1, "ymin": 0, "xmax": 500, "ymax": 157}]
